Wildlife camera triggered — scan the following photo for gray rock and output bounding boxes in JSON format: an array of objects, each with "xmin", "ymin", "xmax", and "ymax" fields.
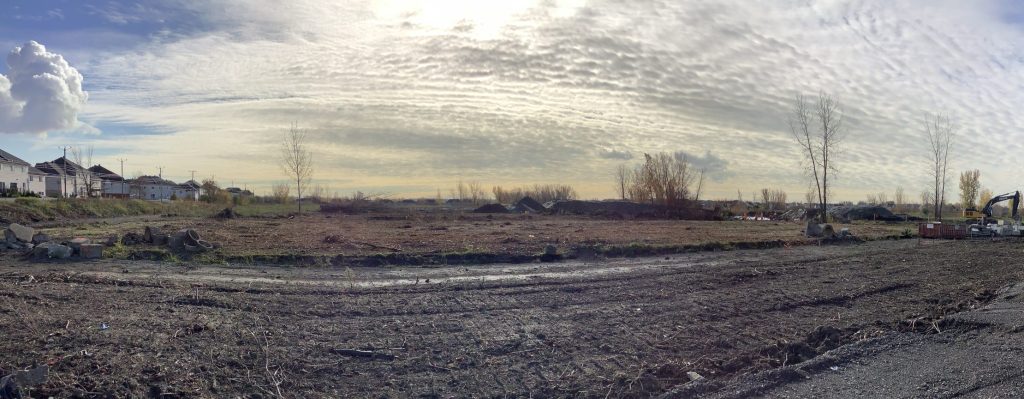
[
  {"xmin": 7, "ymin": 223, "xmax": 34, "ymax": 242},
  {"xmin": 47, "ymin": 244, "xmax": 72, "ymax": 259},
  {"xmin": 544, "ymin": 244, "xmax": 558, "ymax": 256},
  {"xmin": 31, "ymin": 233, "xmax": 50, "ymax": 245},
  {"xmin": 687, "ymin": 371, "xmax": 704, "ymax": 381},
  {"xmin": 68, "ymin": 238, "xmax": 91, "ymax": 254},
  {"xmin": 4, "ymin": 229, "xmax": 17, "ymax": 244},
  {"xmin": 80, "ymin": 244, "xmax": 103, "ymax": 259},
  {"xmin": 805, "ymin": 221, "xmax": 824, "ymax": 237}
]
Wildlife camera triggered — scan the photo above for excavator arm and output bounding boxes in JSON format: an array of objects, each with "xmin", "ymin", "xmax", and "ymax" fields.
[{"xmin": 981, "ymin": 191, "xmax": 1021, "ymax": 220}]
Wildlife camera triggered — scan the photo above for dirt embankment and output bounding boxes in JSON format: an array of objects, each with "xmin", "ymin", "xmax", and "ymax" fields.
[{"xmin": 0, "ymin": 239, "xmax": 1018, "ymax": 397}]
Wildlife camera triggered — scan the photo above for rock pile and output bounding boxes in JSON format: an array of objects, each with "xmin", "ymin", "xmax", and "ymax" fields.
[{"xmin": 2, "ymin": 223, "xmax": 108, "ymax": 260}]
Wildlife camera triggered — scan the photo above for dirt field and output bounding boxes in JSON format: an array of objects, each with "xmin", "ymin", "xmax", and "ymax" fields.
[
  {"xmin": 0, "ymin": 238, "xmax": 1018, "ymax": 397},
  {"xmin": 33, "ymin": 213, "xmax": 913, "ymax": 261}
]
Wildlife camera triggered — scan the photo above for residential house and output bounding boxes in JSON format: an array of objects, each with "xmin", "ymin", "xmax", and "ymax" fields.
[
  {"xmin": 27, "ymin": 167, "xmax": 47, "ymax": 197},
  {"xmin": 35, "ymin": 157, "xmax": 98, "ymax": 198},
  {"xmin": 0, "ymin": 148, "xmax": 32, "ymax": 195},
  {"xmin": 88, "ymin": 165, "xmax": 130, "ymax": 198},
  {"xmin": 129, "ymin": 175, "xmax": 177, "ymax": 200},
  {"xmin": 225, "ymin": 187, "xmax": 254, "ymax": 198},
  {"xmin": 173, "ymin": 180, "xmax": 201, "ymax": 201}
]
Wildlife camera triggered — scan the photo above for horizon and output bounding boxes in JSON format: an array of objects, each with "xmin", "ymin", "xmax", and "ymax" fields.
[{"xmin": 3, "ymin": 1, "xmax": 1024, "ymax": 201}]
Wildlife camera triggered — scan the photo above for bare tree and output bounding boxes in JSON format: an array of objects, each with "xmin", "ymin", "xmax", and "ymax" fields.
[
  {"xmin": 789, "ymin": 92, "xmax": 843, "ymax": 222},
  {"xmin": 866, "ymin": 194, "xmax": 878, "ymax": 205},
  {"xmin": 894, "ymin": 186, "xmax": 905, "ymax": 213},
  {"xmin": 959, "ymin": 169, "xmax": 981, "ymax": 210},
  {"xmin": 924, "ymin": 113, "xmax": 955, "ymax": 220},
  {"xmin": 451, "ymin": 179, "xmax": 468, "ymax": 201},
  {"xmin": 614, "ymin": 164, "xmax": 631, "ymax": 200},
  {"xmin": 920, "ymin": 190, "xmax": 934, "ymax": 217},
  {"xmin": 280, "ymin": 122, "xmax": 314, "ymax": 213},
  {"xmin": 271, "ymin": 183, "xmax": 291, "ymax": 204},
  {"xmin": 877, "ymin": 192, "xmax": 888, "ymax": 206},
  {"xmin": 625, "ymin": 153, "xmax": 698, "ymax": 208},
  {"xmin": 69, "ymin": 145, "xmax": 95, "ymax": 197},
  {"xmin": 467, "ymin": 181, "xmax": 486, "ymax": 205}
]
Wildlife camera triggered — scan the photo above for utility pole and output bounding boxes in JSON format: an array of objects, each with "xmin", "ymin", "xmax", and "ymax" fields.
[
  {"xmin": 157, "ymin": 166, "xmax": 165, "ymax": 200},
  {"xmin": 57, "ymin": 146, "xmax": 70, "ymax": 198},
  {"xmin": 117, "ymin": 158, "xmax": 127, "ymax": 199},
  {"xmin": 189, "ymin": 170, "xmax": 197, "ymax": 183}
]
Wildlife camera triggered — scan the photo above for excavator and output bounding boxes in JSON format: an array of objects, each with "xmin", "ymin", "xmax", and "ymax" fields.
[{"xmin": 969, "ymin": 191, "xmax": 1022, "ymax": 237}]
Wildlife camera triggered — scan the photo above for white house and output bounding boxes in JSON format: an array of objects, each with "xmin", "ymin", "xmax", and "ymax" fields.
[
  {"xmin": 173, "ymin": 180, "xmax": 201, "ymax": 201},
  {"xmin": 88, "ymin": 165, "xmax": 130, "ymax": 198},
  {"xmin": 35, "ymin": 157, "xmax": 98, "ymax": 198},
  {"xmin": 0, "ymin": 148, "xmax": 32, "ymax": 195},
  {"xmin": 130, "ymin": 175, "xmax": 178, "ymax": 200}
]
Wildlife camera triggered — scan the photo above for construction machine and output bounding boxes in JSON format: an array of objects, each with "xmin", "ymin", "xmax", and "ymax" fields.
[{"xmin": 969, "ymin": 191, "xmax": 1022, "ymax": 237}]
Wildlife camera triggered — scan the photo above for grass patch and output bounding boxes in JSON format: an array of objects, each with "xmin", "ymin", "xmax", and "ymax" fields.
[{"xmin": 0, "ymin": 198, "xmax": 216, "ymax": 224}]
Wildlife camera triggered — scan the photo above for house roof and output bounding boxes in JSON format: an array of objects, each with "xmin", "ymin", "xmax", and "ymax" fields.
[
  {"xmin": 0, "ymin": 149, "xmax": 30, "ymax": 166},
  {"xmin": 88, "ymin": 164, "xmax": 123, "ymax": 181},
  {"xmin": 130, "ymin": 175, "xmax": 176, "ymax": 185},
  {"xmin": 35, "ymin": 157, "xmax": 87, "ymax": 177},
  {"xmin": 27, "ymin": 166, "xmax": 46, "ymax": 175},
  {"xmin": 177, "ymin": 180, "xmax": 201, "ymax": 189}
]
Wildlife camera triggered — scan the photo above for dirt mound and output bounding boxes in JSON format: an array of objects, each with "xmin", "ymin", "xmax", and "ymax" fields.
[
  {"xmin": 829, "ymin": 205, "xmax": 897, "ymax": 221},
  {"xmin": 512, "ymin": 196, "xmax": 545, "ymax": 213},
  {"xmin": 550, "ymin": 200, "xmax": 663, "ymax": 218},
  {"xmin": 473, "ymin": 204, "xmax": 508, "ymax": 213},
  {"xmin": 214, "ymin": 207, "xmax": 238, "ymax": 219}
]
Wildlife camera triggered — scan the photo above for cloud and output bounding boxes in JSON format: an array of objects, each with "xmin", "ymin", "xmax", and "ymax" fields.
[
  {"xmin": 0, "ymin": 41, "xmax": 88, "ymax": 134},
  {"xmin": 599, "ymin": 149, "xmax": 633, "ymax": 160},
  {"xmin": 676, "ymin": 150, "xmax": 733, "ymax": 182},
  {"xmin": 9, "ymin": 0, "xmax": 1024, "ymax": 199}
]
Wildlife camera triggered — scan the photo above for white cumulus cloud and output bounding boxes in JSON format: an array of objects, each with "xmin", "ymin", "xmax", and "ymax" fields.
[{"xmin": 0, "ymin": 41, "xmax": 88, "ymax": 134}]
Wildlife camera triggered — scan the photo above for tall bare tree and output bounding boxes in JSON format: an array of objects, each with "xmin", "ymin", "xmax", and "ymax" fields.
[
  {"xmin": 280, "ymin": 123, "xmax": 314, "ymax": 213},
  {"xmin": 959, "ymin": 169, "xmax": 981, "ymax": 209},
  {"xmin": 924, "ymin": 114, "xmax": 955, "ymax": 220},
  {"xmin": 614, "ymin": 164, "xmax": 631, "ymax": 200},
  {"xmin": 894, "ymin": 186, "xmax": 905, "ymax": 213},
  {"xmin": 69, "ymin": 145, "xmax": 95, "ymax": 197},
  {"xmin": 789, "ymin": 92, "xmax": 844, "ymax": 222}
]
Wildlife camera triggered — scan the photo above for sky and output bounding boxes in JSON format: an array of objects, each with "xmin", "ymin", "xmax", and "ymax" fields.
[{"xmin": 2, "ymin": 0, "xmax": 1024, "ymax": 201}]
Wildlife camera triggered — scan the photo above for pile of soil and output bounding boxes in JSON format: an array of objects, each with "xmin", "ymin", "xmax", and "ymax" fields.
[
  {"xmin": 513, "ymin": 197, "xmax": 545, "ymax": 213},
  {"xmin": 829, "ymin": 205, "xmax": 898, "ymax": 221},
  {"xmin": 473, "ymin": 204, "xmax": 508, "ymax": 213},
  {"xmin": 550, "ymin": 200, "xmax": 663, "ymax": 218}
]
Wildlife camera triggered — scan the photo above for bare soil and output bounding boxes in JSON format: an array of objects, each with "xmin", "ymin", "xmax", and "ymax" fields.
[
  {"xmin": 34, "ymin": 213, "xmax": 912, "ymax": 260},
  {"xmin": 0, "ymin": 238, "xmax": 1018, "ymax": 398}
]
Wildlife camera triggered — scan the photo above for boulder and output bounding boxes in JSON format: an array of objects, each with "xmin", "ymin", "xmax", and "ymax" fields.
[
  {"xmin": 31, "ymin": 233, "xmax": 51, "ymax": 245},
  {"xmin": 47, "ymin": 244, "xmax": 72, "ymax": 259},
  {"xmin": 79, "ymin": 244, "xmax": 103, "ymax": 259},
  {"xmin": 68, "ymin": 238, "xmax": 91, "ymax": 254},
  {"xmin": 4, "ymin": 229, "xmax": 18, "ymax": 244},
  {"xmin": 104, "ymin": 235, "xmax": 119, "ymax": 247},
  {"xmin": 7, "ymin": 223, "xmax": 34, "ymax": 242},
  {"xmin": 805, "ymin": 221, "xmax": 824, "ymax": 237},
  {"xmin": 821, "ymin": 224, "xmax": 836, "ymax": 239},
  {"xmin": 544, "ymin": 244, "xmax": 558, "ymax": 256}
]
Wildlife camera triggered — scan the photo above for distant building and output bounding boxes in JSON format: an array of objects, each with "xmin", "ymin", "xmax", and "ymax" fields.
[
  {"xmin": 173, "ymin": 180, "xmax": 202, "ymax": 201},
  {"xmin": 129, "ymin": 175, "xmax": 177, "ymax": 200},
  {"xmin": 0, "ymin": 148, "xmax": 32, "ymax": 195},
  {"xmin": 88, "ymin": 165, "xmax": 130, "ymax": 198},
  {"xmin": 34, "ymin": 157, "xmax": 98, "ymax": 198},
  {"xmin": 225, "ymin": 187, "xmax": 254, "ymax": 198}
]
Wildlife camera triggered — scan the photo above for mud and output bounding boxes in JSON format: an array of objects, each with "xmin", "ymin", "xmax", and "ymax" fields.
[{"xmin": 0, "ymin": 239, "xmax": 1020, "ymax": 397}]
